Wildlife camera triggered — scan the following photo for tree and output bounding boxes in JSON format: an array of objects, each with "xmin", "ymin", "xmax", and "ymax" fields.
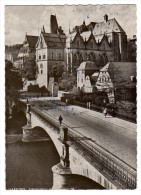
[
  {"xmin": 5, "ymin": 60, "xmax": 23, "ymax": 118},
  {"xmin": 58, "ymin": 72, "xmax": 77, "ymax": 91},
  {"xmin": 21, "ymin": 53, "xmax": 37, "ymax": 80},
  {"xmin": 127, "ymin": 39, "xmax": 136, "ymax": 62},
  {"xmin": 5, "ymin": 44, "xmax": 23, "ymax": 61},
  {"xmin": 49, "ymin": 64, "xmax": 64, "ymax": 81}
]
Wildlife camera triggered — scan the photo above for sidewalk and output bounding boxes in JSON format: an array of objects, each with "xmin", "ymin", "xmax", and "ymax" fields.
[{"xmin": 68, "ymin": 105, "xmax": 137, "ymax": 132}]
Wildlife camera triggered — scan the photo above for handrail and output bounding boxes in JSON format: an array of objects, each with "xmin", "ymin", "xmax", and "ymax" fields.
[{"xmin": 30, "ymin": 105, "xmax": 137, "ymax": 189}]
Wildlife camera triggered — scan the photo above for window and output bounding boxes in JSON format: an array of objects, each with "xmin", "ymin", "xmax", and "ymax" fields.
[
  {"xmin": 43, "ymin": 54, "xmax": 46, "ymax": 59},
  {"xmin": 41, "ymin": 70, "xmax": 43, "ymax": 74},
  {"xmin": 40, "ymin": 64, "xmax": 43, "ymax": 69},
  {"xmin": 81, "ymin": 78, "xmax": 83, "ymax": 83},
  {"xmin": 58, "ymin": 53, "xmax": 61, "ymax": 60},
  {"xmin": 52, "ymin": 53, "xmax": 54, "ymax": 59},
  {"xmin": 78, "ymin": 78, "xmax": 79, "ymax": 83},
  {"xmin": 39, "ymin": 55, "xmax": 41, "ymax": 59}
]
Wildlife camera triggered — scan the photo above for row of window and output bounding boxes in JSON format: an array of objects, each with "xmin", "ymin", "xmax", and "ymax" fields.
[
  {"xmin": 38, "ymin": 53, "xmax": 62, "ymax": 60},
  {"xmin": 98, "ymin": 77, "xmax": 110, "ymax": 83},
  {"xmin": 78, "ymin": 78, "xmax": 83, "ymax": 83}
]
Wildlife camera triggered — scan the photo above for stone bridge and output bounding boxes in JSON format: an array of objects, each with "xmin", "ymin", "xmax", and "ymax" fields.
[{"xmin": 21, "ymin": 102, "xmax": 136, "ymax": 190}]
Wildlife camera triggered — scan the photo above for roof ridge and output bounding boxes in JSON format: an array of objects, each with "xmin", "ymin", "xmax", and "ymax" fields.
[{"xmin": 95, "ymin": 18, "xmax": 115, "ymax": 25}]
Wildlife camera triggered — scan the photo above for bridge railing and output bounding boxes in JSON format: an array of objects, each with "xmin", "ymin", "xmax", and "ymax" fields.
[
  {"xmin": 30, "ymin": 106, "xmax": 60, "ymax": 132},
  {"xmin": 29, "ymin": 105, "xmax": 136, "ymax": 189},
  {"xmin": 67, "ymin": 130, "xmax": 136, "ymax": 189}
]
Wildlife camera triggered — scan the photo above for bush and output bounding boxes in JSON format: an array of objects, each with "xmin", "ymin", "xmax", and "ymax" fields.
[
  {"xmin": 39, "ymin": 86, "xmax": 49, "ymax": 93},
  {"xmin": 28, "ymin": 84, "xmax": 40, "ymax": 92},
  {"xmin": 28, "ymin": 84, "xmax": 50, "ymax": 96},
  {"xmin": 82, "ymin": 94, "xmax": 93, "ymax": 103}
]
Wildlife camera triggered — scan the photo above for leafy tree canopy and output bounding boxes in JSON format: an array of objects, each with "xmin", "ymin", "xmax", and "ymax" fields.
[
  {"xmin": 5, "ymin": 60, "xmax": 23, "ymax": 117},
  {"xmin": 49, "ymin": 64, "xmax": 64, "ymax": 81},
  {"xmin": 5, "ymin": 44, "xmax": 23, "ymax": 61},
  {"xmin": 127, "ymin": 39, "xmax": 136, "ymax": 62},
  {"xmin": 58, "ymin": 72, "xmax": 77, "ymax": 91},
  {"xmin": 21, "ymin": 53, "xmax": 37, "ymax": 80}
]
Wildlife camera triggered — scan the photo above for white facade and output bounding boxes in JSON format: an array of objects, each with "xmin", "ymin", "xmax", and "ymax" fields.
[
  {"xmin": 36, "ymin": 34, "xmax": 48, "ymax": 88},
  {"xmin": 77, "ymin": 69, "xmax": 85, "ymax": 90},
  {"xmin": 96, "ymin": 63, "xmax": 113, "ymax": 91},
  {"xmin": 84, "ymin": 76, "xmax": 93, "ymax": 93}
]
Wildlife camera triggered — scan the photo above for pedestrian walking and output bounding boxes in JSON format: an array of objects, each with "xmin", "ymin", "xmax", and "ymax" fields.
[
  {"xmin": 58, "ymin": 115, "xmax": 63, "ymax": 125},
  {"xmin": 103, "ymin": 107, "xmax": 107, "ymax": 118}
]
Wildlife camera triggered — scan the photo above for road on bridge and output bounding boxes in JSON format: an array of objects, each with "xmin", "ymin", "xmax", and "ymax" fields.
[{"xmin": 31, "ymin": 100, "xmax": 137, "ymax": 169}]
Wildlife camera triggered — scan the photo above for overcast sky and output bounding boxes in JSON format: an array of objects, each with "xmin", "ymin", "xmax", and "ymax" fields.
[{"xmin": 5, "ymin": 4, "xmax": 136, "ymax": 45}]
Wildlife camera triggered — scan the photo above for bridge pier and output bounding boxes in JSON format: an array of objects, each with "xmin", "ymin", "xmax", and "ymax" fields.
[
  {"xmin": 52, "ymin": 127, "xmax": 75, "ymax": 189},
  {"xmin": 22, "ymin": 104, "xmax": 50, "ymax": 142},
  {"xmin": 52, "ymin": 163, "xmax": 73, "ymax": 189}
]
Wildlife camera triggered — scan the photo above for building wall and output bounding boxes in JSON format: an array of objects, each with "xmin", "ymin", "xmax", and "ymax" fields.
[
  {"xmin": 96, "ymin": 71, "xmax": 113, "ymax": 91},
  {"xmin": 47, "ymin": 48, "xmax": 64, "ymax": 61},
  {"xmin": 84, "ymin": 76, "xmax": 93, "ymax": 93},
  {"xmin": 36, "ymin": 40, "xmax": 66, "ymax": 88},
  {"xmin": 66, "ymin": 29, "xmax": 127, "ymax": 72},
  {"xmin": 36, "ymin": 60, "xmax": 48, "ymax": 88},
  {"xmin": 77, "ymin": 70, "xmax": 85, "ymax": 89}
]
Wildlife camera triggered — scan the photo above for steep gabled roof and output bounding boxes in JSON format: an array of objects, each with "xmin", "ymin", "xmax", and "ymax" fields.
[
  {"xmin": 71, "ymin": 31, "xmax": 85, "ymax": 47},
  {"xmin": 26, "ymin": 35, "xmax": 38, "ymax": 48},
  {"xmin": 81, "ymin": 31, "xmax": 92, "ymax": 42},
  {"xmin": 77, "ymin": 61, "xmax": 98, "ymax": 71},
  {"xmin": 42, "ymin": 32, "xmax": 66, "ymax": 48},
  {"xmin": 93, "ymin": 18, "xmax": 125, "ymax": 36},
  {"xmin": 98, "ymin": 34, "xmax": 112, "ymax": 48}
]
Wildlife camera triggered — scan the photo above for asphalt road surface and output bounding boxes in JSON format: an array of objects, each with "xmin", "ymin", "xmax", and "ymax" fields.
[{"xmin": 32, "ymin": 100, "xmax": 137, "ymax": 169}]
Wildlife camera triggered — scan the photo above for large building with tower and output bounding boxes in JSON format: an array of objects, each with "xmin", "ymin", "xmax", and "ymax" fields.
[
  {"xmin": 36, "ymin": 15, "xmax": 66, "ymax": 88},
  {"xmin": 26, "ymin": 14, "xmax": 128, "ymax": 90},
  {"xmin": 66, "ymin": 14, "xmax": 128, "ymax": 72}
]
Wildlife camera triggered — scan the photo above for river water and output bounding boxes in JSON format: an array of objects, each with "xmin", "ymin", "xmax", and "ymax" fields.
[
  {"xmin": 6, "ymin": 112, "xmax": 104, "ymax": 190},
  {"xmin": 6, "ymin": 137, "xmax": 60, "ymax": 189}
]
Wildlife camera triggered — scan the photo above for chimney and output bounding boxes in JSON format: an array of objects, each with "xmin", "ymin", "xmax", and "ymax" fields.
[
  {"xmin": 50, "ymin": 15, "xmax": 58, "ymax": 34},
  {"xmin": 104, "ymin": 14, "xmax": 108, "ymax": 23}
]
